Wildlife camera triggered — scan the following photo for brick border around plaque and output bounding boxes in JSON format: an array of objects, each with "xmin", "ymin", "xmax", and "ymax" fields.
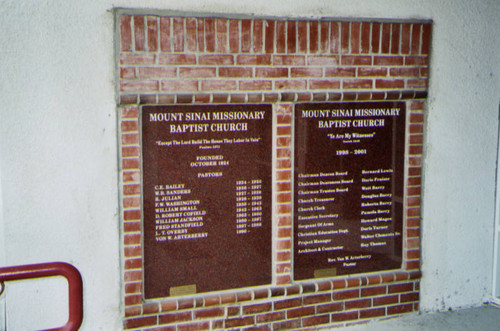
[{"xmin": 118, "ymin": 11, "xmax": 428, "ymax": 330}]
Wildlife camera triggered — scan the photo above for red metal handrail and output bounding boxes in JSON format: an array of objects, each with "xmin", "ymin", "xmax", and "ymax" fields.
[{"xmin": 0, "ymin": 262, "xmax": 83, "ymax": 331}]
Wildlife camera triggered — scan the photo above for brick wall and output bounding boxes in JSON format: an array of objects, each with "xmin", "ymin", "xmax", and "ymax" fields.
[{"xmin": 118, "ymin": 12, "xmax": 429, "ymax": 330}]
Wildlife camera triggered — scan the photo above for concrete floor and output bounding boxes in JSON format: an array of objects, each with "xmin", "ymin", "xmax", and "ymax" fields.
[{"xmin": 340, "ymin": 304, "xmax": 500, "ymax": 331}]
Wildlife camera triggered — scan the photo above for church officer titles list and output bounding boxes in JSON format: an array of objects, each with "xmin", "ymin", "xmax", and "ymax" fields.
[{"xmin": 293, "ymin": 102, "xmax": 406, "ymax": 280}]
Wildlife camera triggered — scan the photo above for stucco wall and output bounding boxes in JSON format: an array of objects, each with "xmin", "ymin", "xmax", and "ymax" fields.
[{"xmin": 0, "ymin": 0, "xmax": 499, "ymax": 329}]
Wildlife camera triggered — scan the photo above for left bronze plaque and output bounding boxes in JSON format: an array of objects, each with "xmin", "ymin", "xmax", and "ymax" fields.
[{"xmin": 141, "ymin": 104, "xmax": 273, "ymax": 299}]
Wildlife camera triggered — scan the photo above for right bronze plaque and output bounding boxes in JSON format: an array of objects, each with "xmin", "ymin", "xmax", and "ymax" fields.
[{"xmin": 293, "ymin": 102, "xmax": 406, "ymax": 280}]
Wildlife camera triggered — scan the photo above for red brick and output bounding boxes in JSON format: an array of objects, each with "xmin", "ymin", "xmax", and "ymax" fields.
[
  {"xmin": 360, "ymin": 307, "xmax": 386, "ymax": 319},
  {"xmin": 303, "ymin": 314, "xmax": 330, "ymax": 327},
  {"xmin": 123, "ymin": 171, "xmax": 140, "ymax": 183},
  {"xmin": 125, "ymin": 294, "xmax": 142, "ymax": 306},
  {"xmin": 237, "ymin": 291, "xmax": 252, "ymax": 302},
  {"xmin": 317, "ymin": 302, "xmax": 343, "ymax": 314},
  {"xmin": 360, "ymin": 22, "xmax": 370, "ymax": 54},
  {"xmin": 351, "ymin": 22, "xmax": 360, "ymax": 54},
  {"xmin": 342, "ymin": 55, "xmax": 371, "ymax": 66},
  {"xmin": 123, "ymin": 208, "xmax": 141, "ymax": 220},
  {"xmin": 179, "ymin": 67, "xmax": 216, "ymax": 78},
  {"xmin": 124, "ymin": 270, "xmax": 142, "ymax": 282},
  {"xmin": 340, "ymin": 22, "xmax": 349, "ymax": 54},
  {"xmin": 345, "ymin": 298, "xmax": 371, "ymax": 310},
  {"xmin": 287, "ymin": 306, "xmax": 315, "ymax": 319},
  {"xmin": 275, "ymin": 80, "xmax": 307, "ymax": 90},
  {"xmin": 330, "ymin": 22, "xmax": 340, "ymax": 53},
  {"xmin": 287, "ymin": 21, "xmax": 297, "ymax": 53},
  {"xmin": 121, "ymin": 121, "xmax": 138, "ymax": 133},
  {"xmin": 253, "ymin": 20, "xmax": 264, "ymax": 53},
  {"xmin": 123, "ymin": 220, "xmax": 141, "ymax": 232},
  {"xmin": 276, "ymin": 252, "xmax": 292, "ymax": 262},
  {"xmin": 325, "ymin": 67, "xmax": 356, "ymax": 77},
  {"xmin": 159, "ymin": 54, "xmax": 196, "ymax": 65},
  {"xmin": 124, "ymin": 244, "xmax": 141, "ymax": 258},
  {"xmin": 422, "ymin": 24, "xmax": 431, "ymax": 55},
  {"xmin": 143, "ymin": 302, "xmax": 159, "ymax": 315},
  {"xmin": 309, "ymin": 79, "xmax": 340, "ymax": 89},
  {"xmin": 332, "ymin": 311, "xmax": 359, "ymax": 322},
  {"xmin": 240, "ymin": 19, "xmax": 252, "ymax": 53},
  {"xmin": 122, "ymin": 146, "xmax": 139, "ymax": 158},
  {"xmin": 406, "ymin": 261, "xmax": 420, "ymax": 270},
  {"xmin": 273, "ymin": 320, "xmax": 302, "ymax": 330},
  {"xmin": 159, "ymin": 17, "xmax": 171, "ymax": 52},
  {"xmin": 388, "ymin": 303, "xmax": 414, "ymax": 315},
  {"xmin": 319, "ymin": 21, "xmax": 329, "ymax": 53},
  {"xmin": 411, "ymin": 24, "xmax": 422, "ymax": 55},
  {"xmin": 120, "ymin": 80, "xmax": 158, "ymax": 92},
  {"xmin": 343, "ymin": 79, "xmax": 372, "ymax": 89},
  {"xmin": 380, "ymin": 23, "xmax": 391, "ymax": 54},
  {"xmin": 185, "ymin": 18, "xmax": 197, "ymax": 52},
  {"xmin": 199, "ymin": 55, "xmax": 234, "ymax": 65},
  {"xmin": 361, "ymin": 286, "xmax": 386, "ymax": 297},
  {"xmin": 407, "ymin": 79, "xmax": 428, "ymax": 89},
  {"xmin": 264, "ymin": 20, "xmax": 275, "ymax": 53},
  {"xmin": 406, "ymin": 249, "xmax": 420, "ymax": 260},
  {"xmin": 237, "ymin": 55, "xmax": 271, "ymax": 65},
  {"xmin": 194, "ymin": 308, "xmax": 224, "ymax": 319},
  {"xmin": 161, "ymin": 80, "xmax": 198, "ymax": 92},
  {"xmin": 277, "ymin": 126, "xmax": 291, "ymax": 136},
  {"xmin": 147, "ymin": 17, "xmax": 158, "ymax": 52},
  {"xmin": 276, "ymin": 148, "xmax": 291, "ymax": 159},
  {"xmin": 201, "ymin": 80, "xmax": 237, "ymax": 91},
  {"xmin": 133, "ymin": 16, "xmax": 145, "ymax": 51},
  {"xmin": 177, "ymin": 322, "xmax": 210, "ymax": 331},
  {"xmin": 125, "ymin": 306, "xmax": 141, "ymax": 317},
  {"xmin": 400, "ymin": 292, "xmax": 419, "ymax": 303},
  {"xmin": 124, "ymin": 281, "xmax": 141, "ymax": 294},
  {"xmin": 229, "ymin": 19, "xmax": 239, "ymax": 53},
  {"xmin": 294, "ymin": 20, "xmax": 307, "ymax": 53},
  {"xmin": 124, "ymin": 233, "xmax": 141, "ymax": 245},
  {"xmin": 358, "ymin": 67, "xmax": 387, "ymax": 77},
  {"xmin": 196, "ymin": 18, "xmax": 205, "ymax": 52},
  {"xmin": 309, "ymin": 21, "xmax": 319, "ymax": 53},
  {"xmin": 124, "ymin": 316, "xmax": 156, "ymax": 329},
  {"xmin": 274, "ymin": 298, "xmax": 301, "ymax": 310},
  {"xmin": 277, "ymin": 192, "xmax": 291, "ymax": 203},
  {"xmin": 120, "ymin": 16, "xmax": 133, "ymax": 52},
  {"xmin": 219, "ymin": 67, "xmax": 252, "ymax": 78},
  {"xmin": 172, "ymin": 17, "xmax": 184, "ymax": 52},
  {"xmin": 225, "ymin": 316, "xmax": 254, "ymax": 328},
  {"xmin": 239, "ymin": 80, "xmax": 272, "ymax": 91},
  {"xmin": 373, "ymin": 295, "xmax": 398, "ymax": 306},
  {"xmin": 401, "ymin": 24, "xmax": 411, "ymax": 54},
  {"xmin": 374, "ymin": 56, "xmax": 404, "ymax": 66},
  {"xmin": 332, "ymin": 279, "xmax": 347, "ymax": 289},
  {"xmin": 138, "ymin": 67, "xmax": 176, "ymax": 78},
  {"xmin": 220, "ymin": 293, "xmax": 236, "ymax": 304},
  {"xmin": 257, "ymin": 312, "xmax": 286, "ymax": 323},
  {"xmin": 216, "ymin": 18, "xmax": 228, "ymax": 53},
  {"xmin": 256, "ymin": 67, "xmax": 289, "ymax": 78},
  {"xmin": 276, "ymin": 21, "xmax": 286, "ymax": 53},
  {"xmin": 243, "ymin": 303, "xmax": 272, "ymax": 314},
  {"xmin": 371, "ymin": 22, "xmax": 381, "ymax": 53},
  {"xmin": 376, "ymin": 79, "xmax": 405, "ymax": 89},
  {"xmin": 334, "ymin": 289, "xmax": 359, "ymax": 300},
  {"xmin": 390, "ymin": 68, "xmax": 419, "ymax": 77},
  {"xmin": 120, "ymin": 53, "xmax": 156, "ymax": 65},
  {"xmin": 308, "ymin": 55, "xmax": 339, "ymax": 65},
  {"xmin": 277, "ymin": 227, "xmax": 291, "ymax": 238},
  {"xmin": 159, "ymin": 311, "xmax": 191, "ymax": 324},
  {"xmin": 205, "ymin": 18, "xmax": 216, "ymax": 53},
  {"xmin": 391, "ymin": 24, "xmax": 400, "ymax": 54},
  {"xmin": 303, "ymin": 293, "xmax": 331, "ymax": 305}
]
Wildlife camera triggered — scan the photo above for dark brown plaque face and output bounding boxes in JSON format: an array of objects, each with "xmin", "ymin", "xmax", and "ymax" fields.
[
  {"xmin": 293, "ymin": 102, "xmax": 406, "ymax": 280},
  {"xmin": 141, "ymin": 104, "xmax": 272, "ymax": 299}
]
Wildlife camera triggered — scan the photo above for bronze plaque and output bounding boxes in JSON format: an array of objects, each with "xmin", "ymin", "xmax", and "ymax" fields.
[
  {"xmin": 141, "ymin": 104, "xmax": 272, "ymax": 299},
  {"xmin": 293, "ymin": 102, "xmax": 406, "ymax": 280}
]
